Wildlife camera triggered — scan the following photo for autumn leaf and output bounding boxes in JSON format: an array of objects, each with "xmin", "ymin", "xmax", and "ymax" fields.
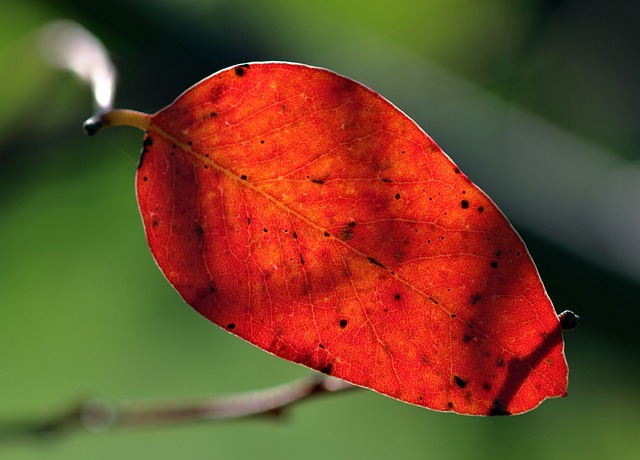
[{"xmin": 91, "ymin": 62, "xmax": 569, "ymax": 416}]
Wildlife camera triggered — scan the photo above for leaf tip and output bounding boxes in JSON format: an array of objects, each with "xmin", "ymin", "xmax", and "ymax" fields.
[{"xmin": 558, "ymin": 310, "xmax": 580, "ymax": 331}]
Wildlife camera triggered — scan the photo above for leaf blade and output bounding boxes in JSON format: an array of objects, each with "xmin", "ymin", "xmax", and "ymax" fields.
[{"xmin": 136, "ymin": 62, "xmax": 568, "ymax": 416}]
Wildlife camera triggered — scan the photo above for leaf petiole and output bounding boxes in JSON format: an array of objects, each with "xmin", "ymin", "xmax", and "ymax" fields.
[{"xmin": 83, "ymin": 109, "xmax": 151, "ymax": 136}]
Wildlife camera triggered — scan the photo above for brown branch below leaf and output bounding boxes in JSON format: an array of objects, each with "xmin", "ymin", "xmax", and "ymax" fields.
[{"xmin": 0, "ymin": 375, "xmax": 356, "ymax": 443}]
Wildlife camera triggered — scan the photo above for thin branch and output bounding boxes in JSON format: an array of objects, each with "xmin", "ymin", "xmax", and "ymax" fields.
[{"xmin": 0, "ymin": 375, "xmax": 356, "ymax": 443}]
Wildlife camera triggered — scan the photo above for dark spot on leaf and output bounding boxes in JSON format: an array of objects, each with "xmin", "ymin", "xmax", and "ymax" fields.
[
  {"xmin": 490, "ymin": 261, "xmax": 498, "ymax": 269},
  {"xmin": 454, "ymin": 376, "xmax": 467, "ymax": 389},
  {"xmin": 495, "ymin": 250, "xmax": 502, "ymax": 257},
  {"xmin": 299, "ymin": 254, "xmax": 305, "ymax": 265},
  {"xmin": 260, "ymin": 139, "xmax": 265, "ymax": 144},
  {"xmin": 320, "ymin": 363, "xmax": 333, "ymax": 375},
  {"xmin": 429, "ymin": 297, "xmax": 439, "ymax": 304},
  {"xmin": 263, "ymin": 228, "xmax": 268, "ymax": 233},
  {"xmin": 188, "ymin": 141, "xmax": 193, "ymax": 146},
  {"xmin": 339, "ymin": 222, "xmax": 356, "ymax": 241},
  {"xmin": 418, "ymin": 395, "xmax": 423, "ymax": 401},
  {"xmin": 395, "ymin": 193, "xmax": 401, "ymax": 200},
  {"xmin": 319, "ymin": 343, "xmax": 325, "ymax": 349},
  {"xmin": 292, "ymin": 231, "xmax": 298, "ymax": 239},
  {"xmin": 477, "ymin": 206, "xmax": 484, "ymax": 213},
  {"xmin": 460, "ymin": 200, "xmax": 469, "ymax": 209},
  {"xmin": 559, "ymin": 310, "xmax": 580, "ymax": 331},
  {"xmin": 208, "ymin": 84, "xmax": 225, "ymax": 103},
  {"xmin": 471, "ymin": 293, "xmax": 482, "ymax": 305},
  {"xmin": 210, "ymin": 111, "xmax": 217, "ymax": 117},
  {"xmin": 381, "ymin": 178, "xmax": 393, "ymax": 183},
  {"xmin": 496, "ymin": 355, "xmax": 505, "ymax": 367},
  {"xmin": 367, "ymin": 257, "xmax": 387, "ymax": 269},
  {"xmin": 454, "ymin": 167, "xmax": 460, "ymax": 174},
  {"xmin": 482, "ymin": 382, "xmax": 491, "ymax": 391},
  {"xmin": 394, "ymin": 293, "xmax": 401, "ymax": 300},
  {"xmin": 241, "ymin": 175, "xmax": 247, "ymax": 181},
  {"xmin": 195, "ymin": 222, "xmax": 204, "ymax": 238},
  {"xmin": 463, "ymin": 334, "xmax": 473, "ymax": 343},
  {"xmin": 311, "ymin": 178, "xmax": 325, "ymax": 184},
  {"xmin": 143, "ymin": 176, "xmax": 148, "ymax": 181},
  {"xmin": 138, "ymin": 136, "xmax": 153, "ymax": 168},
  {"xmin": 489, "ymin": 399, "xmax": 511, "ymax": 416},
  {"xmin": 209, "ymin": 281, "xmax": 216, "ymax": 293},
  {"xmin": 234, "ymin": 64, "xmax": 250, "ymax": 76},
  {"xmin": 447, "ymin": 402, "xmax": 454, "ymax": 410},
  {"xmin": 339, "ymin": 319, "xmax": 348, "ymax": 329},
  {"xmin": 323, "ymin": 231, "xmax": 330, "ymax": 237},
  {"xmin": 227, "ymin": 323, "xmax": 236, "ymax": 330},
  {"xmin": 247, "ymin": 217, "xmax": 251, "ymax": 226},
  {"xmin": 450, "ymin": 313, "xmax": 456, "ymax": 318}
]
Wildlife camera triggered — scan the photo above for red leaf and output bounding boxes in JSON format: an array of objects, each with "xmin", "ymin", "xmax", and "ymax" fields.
[{"xmin": 133, "ymin": 62, "xmax": 568, "ymax": 416}]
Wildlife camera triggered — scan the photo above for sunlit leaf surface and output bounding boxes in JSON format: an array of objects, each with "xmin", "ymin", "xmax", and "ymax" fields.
[{"xmin": 135, "ymin": 62, "xmax": 568, "ymax": 416}]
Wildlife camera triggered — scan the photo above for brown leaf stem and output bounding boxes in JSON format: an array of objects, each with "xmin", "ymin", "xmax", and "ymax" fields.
[{"xmin": 83, "ymin": 109, "xmax": 151, "ymax": 136}]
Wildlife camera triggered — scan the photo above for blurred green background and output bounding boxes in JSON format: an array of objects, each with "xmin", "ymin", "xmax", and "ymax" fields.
[{"xmin": 1, "ymin": 0, "xmax": 639, "ymax": 458}]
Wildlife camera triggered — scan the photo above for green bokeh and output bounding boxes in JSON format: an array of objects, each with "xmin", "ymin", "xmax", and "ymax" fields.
[{"xmin": 1, "ymin": 1, "xmax": 639, "ymax": 459}]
